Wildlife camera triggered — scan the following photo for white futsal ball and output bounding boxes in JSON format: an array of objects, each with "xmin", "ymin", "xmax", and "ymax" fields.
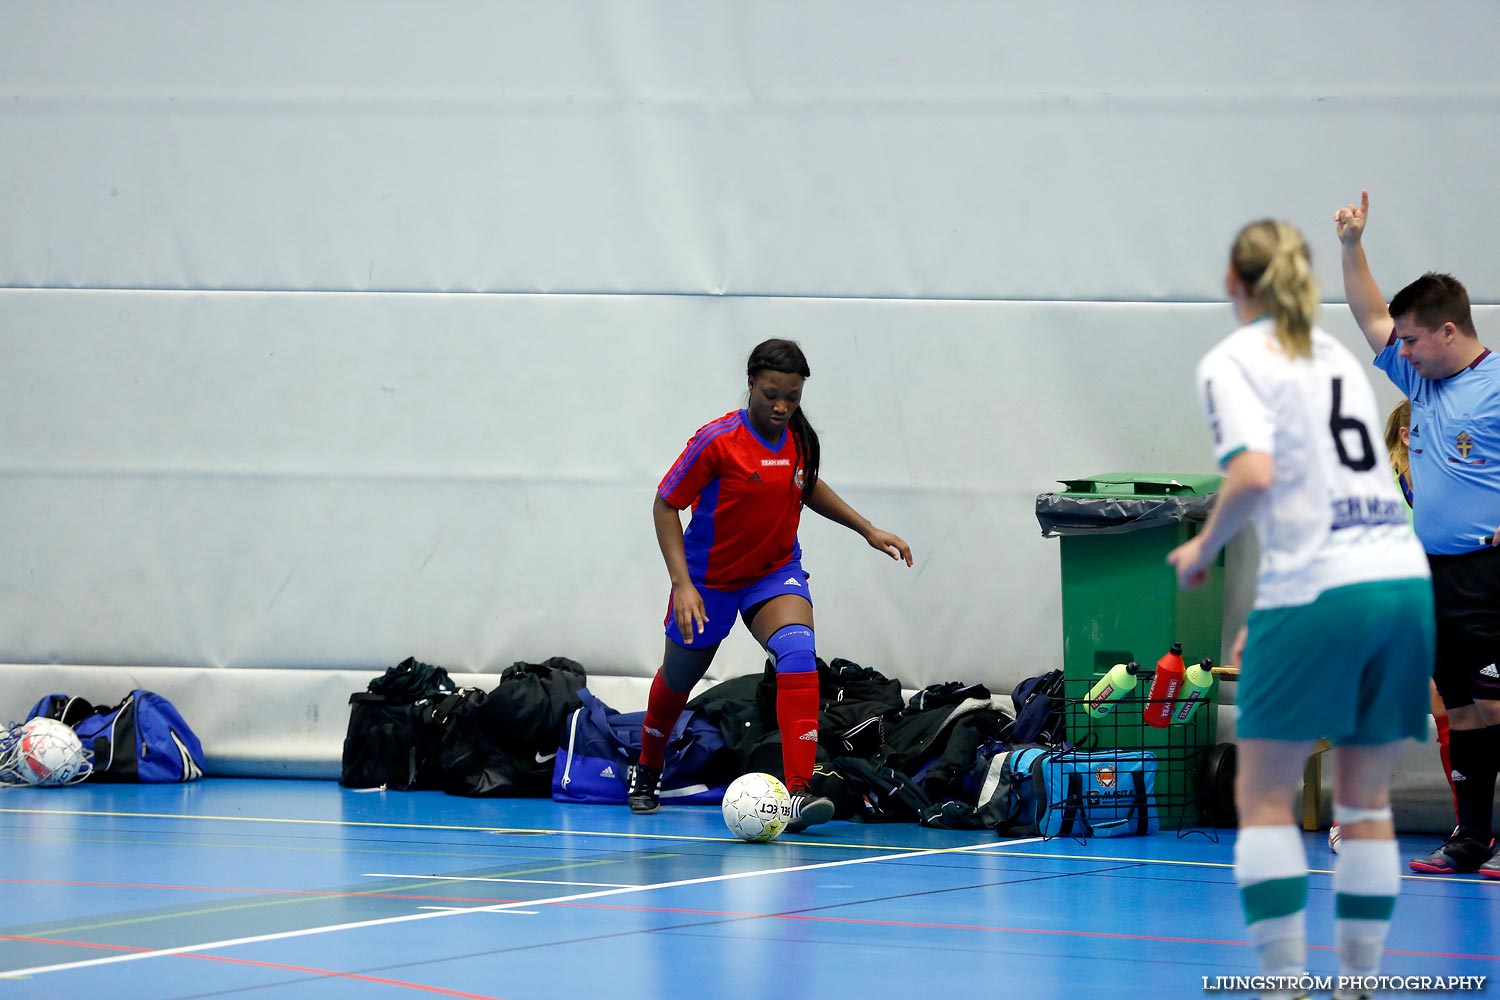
[
  {"xmin": 17, "ymin": 718, "xmax": 90, "ymax": 786},
  {"xmin": 722, "ymin": 772, "xmax": 792, "ymax": 842}
]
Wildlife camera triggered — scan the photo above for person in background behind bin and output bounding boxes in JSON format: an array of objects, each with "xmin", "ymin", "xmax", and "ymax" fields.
[
  {"xmin": 1384, "ymin": 400, "xmax": 1414, "ymax": 513},
  {"xmin": 630, "ymin": 338, "xmax": 913, "ymax": 832},
  {"xmin": 1169, "ymin": 219, "xmax": 1433, "ymax": 1000},
  {"xmin": 1335, "ymin": 189, "xmax": 1500, "ymax": 878}
]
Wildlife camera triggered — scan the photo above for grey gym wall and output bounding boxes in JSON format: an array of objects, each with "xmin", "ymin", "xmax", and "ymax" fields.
[{"xmin": 2, "ymin": 2, "xmax": 1497, "ymax": 779}]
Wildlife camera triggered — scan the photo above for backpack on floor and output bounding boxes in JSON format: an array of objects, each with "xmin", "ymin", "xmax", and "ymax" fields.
[
  {"xmin": 1003, "ymin": 669, "xmax": 1066, "ymax": 746},
  {"xmin": 813, "ymin": 756, "xmax": 935, "ymax": 822},
  {"xmin": 28, "ymin": 690, "xmax": 206, "ymax": 783},
  {"xmin": 479, "ymin": 657, "xmax": 588, "ymax": 748},
  {"xmin": 975, "ymin": 743, "xmax": 1048, "ymax": 835},
  {"xmin": 436, "ymin": 658, "xmax": 590, "ymax": 798}
]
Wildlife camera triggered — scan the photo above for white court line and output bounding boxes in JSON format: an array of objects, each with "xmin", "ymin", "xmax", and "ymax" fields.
[
  {"xmin": 416, "ymin": 906, "xmax": 538, "ymax": 915},
  {"xmin": 0, "ymin": 836, "xmax": 1039, "ymax": 980},
  {"xmin": 363, "ymin": 872, "xmax": 636, "ymax": 888}
]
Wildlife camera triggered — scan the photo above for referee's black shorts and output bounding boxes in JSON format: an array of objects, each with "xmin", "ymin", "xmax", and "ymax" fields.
[{"xmin": 1429, "ymin": 545, "xmax": 1500, "ymax": 708}]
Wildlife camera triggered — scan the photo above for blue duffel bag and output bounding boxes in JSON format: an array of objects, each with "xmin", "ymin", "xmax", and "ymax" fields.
[{"xmin": 552, "ymin": 688, "xmax": 731, "ymax": 805}]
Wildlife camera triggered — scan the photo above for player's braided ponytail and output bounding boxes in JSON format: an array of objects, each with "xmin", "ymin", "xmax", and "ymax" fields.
[{"xmin": 747, "ymin": 339, "xmax": 820, "ymax": 505}]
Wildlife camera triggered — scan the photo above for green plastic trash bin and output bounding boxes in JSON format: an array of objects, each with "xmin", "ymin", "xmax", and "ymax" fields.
[{"xmin": 1036, "ymin": 472, "xmax": 1225, "ymax": 825}]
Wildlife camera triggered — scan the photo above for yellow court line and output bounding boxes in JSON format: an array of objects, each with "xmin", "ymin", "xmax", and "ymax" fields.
[
  {"xmin": 0, "ymin": 830, "xmax": 623, "ymax": 861},
  {"xmin": 0, "ymin": 806, "xmax": 941, "ymax": 852},
  {"xmin": 0, "ymin": 827, "xmax": 672, "ymax": 865},
  {"xmin": 7, "ymin": 807, "xmax": 1475, "ymax": 883},
  {"xmin": 29, "ymin": 883, "xmax": 427, "ymax": 938},
  {"xmin": 969, "ymin": 848, "xmax": 1236, "ymax": 869}
]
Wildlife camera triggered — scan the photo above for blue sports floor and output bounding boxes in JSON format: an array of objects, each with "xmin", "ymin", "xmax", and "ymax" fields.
[{"xmin": 1, "ymin": 779, "xmax": 1495, "ymax": 998}]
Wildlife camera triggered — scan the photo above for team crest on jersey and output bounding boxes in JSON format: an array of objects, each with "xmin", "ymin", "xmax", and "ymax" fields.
[
  {"xmin": 794, "ymin": 467, "xmax": 805, "ymax": 490},
  {"xmin": 1456, "ymin": 431, "xmax": 1474, "ymax": 460}
]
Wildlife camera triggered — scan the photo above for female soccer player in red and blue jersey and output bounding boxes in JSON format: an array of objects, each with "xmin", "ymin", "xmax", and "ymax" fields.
[{"xmin": 628, "ymin": 338, "xmax": 913, "ymax": 832}]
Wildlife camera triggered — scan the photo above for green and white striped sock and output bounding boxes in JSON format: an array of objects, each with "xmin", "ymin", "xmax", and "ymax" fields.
[
  {"xmin": 1235, "ymin": 825, "xmax": 1308, "ymax": 1000},
  {"xmin": 1333, "ymin": 837, "xmax": 1398, "ymax": 993}
]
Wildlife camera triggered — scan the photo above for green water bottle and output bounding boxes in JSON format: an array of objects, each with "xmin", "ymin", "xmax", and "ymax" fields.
[
  {"xmin": 1085, "ymin": 661, "xmax": 1139, "ymax": 718},
  {"xmin": 1170, "ymin": 658, "xmax": 1215, "ymax": 725}
]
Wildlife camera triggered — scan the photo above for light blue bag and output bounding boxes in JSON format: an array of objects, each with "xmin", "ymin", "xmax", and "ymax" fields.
[
  {"xmin": 1034, "ymin": 748, "xmax": 1158, "ymax": 838},
  {"xmin": 977, "ymin": 744, "xmax": 1158, "ymax": 838}
]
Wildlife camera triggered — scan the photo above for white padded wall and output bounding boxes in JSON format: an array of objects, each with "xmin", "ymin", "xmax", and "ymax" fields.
[
  {"xmin": 2, "ymin": 3, "xmax": 1497, "ymax": 778},
  {"xmin": 0, "ymin": 288, "xmax": 1435, "ymax": 681},
  {"xmin": 3, "ymin": 2, "xmax": 1498, "ymax": 299}
]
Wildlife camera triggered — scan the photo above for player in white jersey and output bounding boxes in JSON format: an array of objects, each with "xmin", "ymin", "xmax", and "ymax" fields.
[{"xmin": 1168, "ymin": 220, "xmax": 1434, "ymax": 1000}]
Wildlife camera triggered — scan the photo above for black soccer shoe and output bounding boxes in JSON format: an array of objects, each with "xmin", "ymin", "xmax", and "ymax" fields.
[
  {"xmin": 626, "ymin": 763, "xmax": 662, "ymax": 814},
  {"xmin": 784, "ymin": 792, "xmax": 835, "ymax": 833},
  {"xmin": 1408, "ymin": 830, "xmax": 1496, "ymax": 874}
]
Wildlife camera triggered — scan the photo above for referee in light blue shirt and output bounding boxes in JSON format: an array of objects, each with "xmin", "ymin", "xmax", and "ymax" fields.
[{"xmin": 1336, "ymin": 190, "xmax": 1500, "ymax": 879}]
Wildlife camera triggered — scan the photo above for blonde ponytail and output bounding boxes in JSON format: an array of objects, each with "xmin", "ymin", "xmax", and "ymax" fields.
[
  {"xmin": 1384, "ymin": 399, "xmax": 1411, "ymax": 482},
  {"xmin": 1231, "ymin": 219, "xmax": 1319, "ymax": 359}
]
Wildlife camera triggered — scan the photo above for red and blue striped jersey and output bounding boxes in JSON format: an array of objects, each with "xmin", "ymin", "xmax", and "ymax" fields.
[{"xmin": 657, "ymin": 409, "xmax": 805, "ymax": 589}]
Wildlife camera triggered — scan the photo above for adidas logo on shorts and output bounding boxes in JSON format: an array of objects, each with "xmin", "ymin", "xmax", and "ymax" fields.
[
  {"xmin": 1481, "ymin": 663, "xmax": 1499, "ymax": 679},
  {"xmin": 600, "ymin": 765, "xmax": 616, "ymax": 778},
  {"xmin": 1452, "ymin": 769, "xmax": 1466, "ymax": 783}
]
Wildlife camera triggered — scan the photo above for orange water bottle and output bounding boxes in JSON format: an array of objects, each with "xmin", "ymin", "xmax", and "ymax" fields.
[
  {"xmin": 1085, "ymin": 661, "xmax": 1139, "ymax": 718},
  {"xmin": 1144, "ymin": 642, "xmax": 1186, "ymax": 728},
  {"xmin": 1170, "ymin": 658, "xmax": 1215, "ymax": 725}
]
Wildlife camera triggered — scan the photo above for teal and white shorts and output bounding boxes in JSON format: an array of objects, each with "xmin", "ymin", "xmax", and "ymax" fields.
[{"xmin": 1237, "ymin": 577, "xmax": 1434, "ymax": 746}]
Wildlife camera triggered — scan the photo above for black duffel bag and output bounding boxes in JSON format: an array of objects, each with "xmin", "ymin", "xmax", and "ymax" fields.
[{"xmin": 340, "ymin": 656, "xmax": 460, "ymax": 790}]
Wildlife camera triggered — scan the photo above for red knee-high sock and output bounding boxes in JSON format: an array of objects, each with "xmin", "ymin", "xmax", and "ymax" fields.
[
  {"xmin": 775, "ymin": 671, "xmax": 820, "ymax": 793},
  {"xmin": 640, "ymin": 668, "xmax": 690, "ymax": 771},
  {"xmin": 1436, "ymin": 714, "xmax": 1456, "ymax": 820}
]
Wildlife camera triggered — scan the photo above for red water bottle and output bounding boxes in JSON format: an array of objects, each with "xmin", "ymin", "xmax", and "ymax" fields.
[{"xmin": 1144, "ymin": 641, "xmax": 1186, "ymax": 728}]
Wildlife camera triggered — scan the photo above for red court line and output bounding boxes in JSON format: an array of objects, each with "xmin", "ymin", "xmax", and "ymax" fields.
[
  {"xmin": 0, "ymin": 934, "xmax": 503, "ymax": 999},
  {"xmin": 0, "ymin": 878, "xmax": 523, "ymax": 904},
  {"xmin": 183, "ymin": 952, "xmax": 504, "ymax": 999},
  {"xmin": 8, "ymin": 879, "xmax": 1495, "ymax": 964},
  {"xmin": 774, "ymin": 913, "xmax": 1500, "ymax": 961}
]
